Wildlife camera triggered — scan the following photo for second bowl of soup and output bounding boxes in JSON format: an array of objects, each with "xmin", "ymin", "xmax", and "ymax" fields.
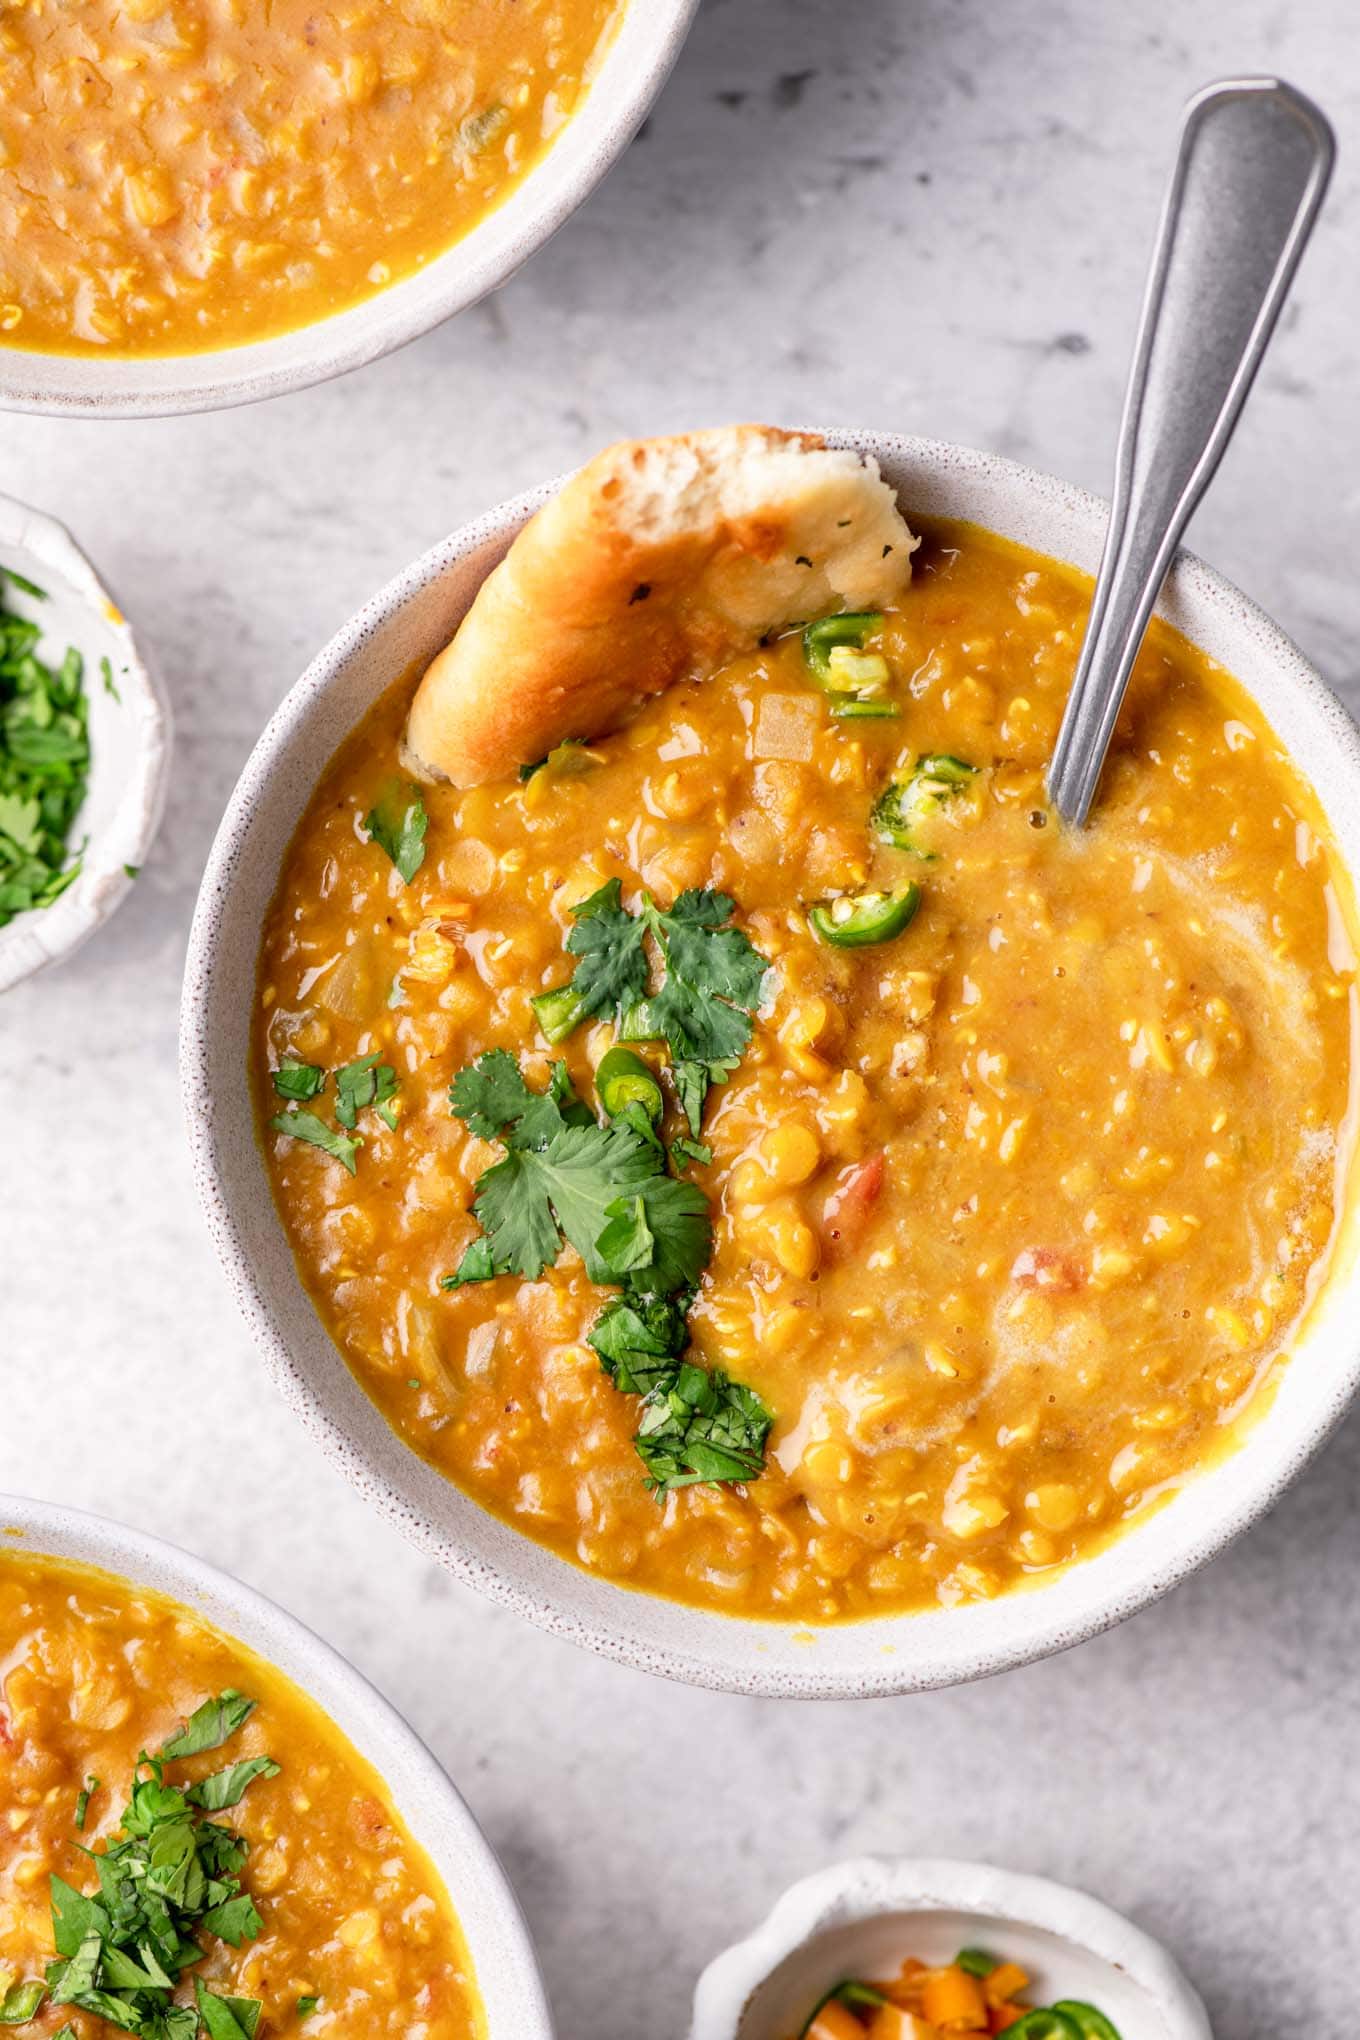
[{"xmin": 183, "ymin": 430, "xmax": 1360, "ymax": 1695}]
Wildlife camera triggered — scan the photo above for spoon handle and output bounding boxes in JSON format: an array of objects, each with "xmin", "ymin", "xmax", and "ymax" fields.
[{"xmin": 1046, "ymin": 77, "xmax": 1334, "ymax": 827}]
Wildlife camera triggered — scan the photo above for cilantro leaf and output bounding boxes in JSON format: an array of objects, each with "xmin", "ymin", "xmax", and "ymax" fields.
[
  {"xmin": 297, "ymin": 1999, "xmax": 321, "ymax": 2020},
  {"xmin": 272, "ymin": 1061, "xmax": 325, "ymax": 1102},
  {"xmin": 442, "ymin": 1237, "xmax": 496, "ymax": 1290},
  {"xmin": 533, "ymin": 883, "xmax": 767, "ymax": 1064},
  {"xmin": 563, "ymin": 878, "xmax": 649, "ymax": 1015},
  {"xmin": 363, "ymin": 780, "xmax": 427, "ymax": 883},
  {"xmin": 449, "ymin": 1048, "xmax": 535, "ymax": 1140},
  {"xmin": 594, "ymin": 1193, "xmax": 654, "ymax": 1277},
  {"xmin": 333, "ymin": 1052, "xmax": 399, "ymax": 1131},
  {"xmin": 447, "ymin": 1053, "xmax": 711, "ymax": 1291},
  {"xmin": 269, "ymin": 1109, "xmax": 362, "ymax": 1175},
  {"xmin": 159, "ymin": 1691, "xmax": 256, "ymax": 1761}
]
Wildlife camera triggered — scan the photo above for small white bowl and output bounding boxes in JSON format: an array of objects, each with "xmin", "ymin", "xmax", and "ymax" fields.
[
  {"xmin": 0, "ymin": 1, "xmax": 697, "ymax": 420},
  {"xmin": 181, "ymin": 431, "xmax": 1360, "ymax": 1697},
  {"xmin": 0, "ymin": 1492, "xmax": 555, "ymax": 2039},
  {"xmin": 689, "ymin": 1858, "xmax": 1212, "ymax": 2040},
  {"xmin": 0, "ymin": 493, "xmax": 169, "ymax": 993}
]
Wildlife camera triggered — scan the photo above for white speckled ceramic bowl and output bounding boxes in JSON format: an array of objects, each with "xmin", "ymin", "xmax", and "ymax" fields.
[
  {"xmin": 0, "ymin": 2, "xmax": 697, "ymax": 420},
  {"xmin": 689, "ymin": 1858, "xmax": 1212, "ymax": 2040},
  {"xmin": 0, "ymin": 1493, "xmax": 555, "ymax": 2039},
  {"xmin": 181, "ymin": 432, "xmax": 1360, "ymax": 1697},
  {"xmin": 0, "ymin": 493, "xmax": 169, "ymax": 992}
]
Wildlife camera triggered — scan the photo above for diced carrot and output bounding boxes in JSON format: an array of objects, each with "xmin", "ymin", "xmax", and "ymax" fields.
[
  {"xmin": 989, "ymin": 2005, "xmax": 1025, "ymax": 2033},
  {"xmin": 807, "ymin": 2002, "xmax": 869, "ymax": 2040},
  {"xmin": 921, "ymin": 1968, "xmax": 988, "ymax": 2031},
  {"xmin": 983, "ymin": 1964, "xmax": 1029, "ymax": 2006},
  {"xmin": 866, "ymin": 2007, "xmax": 940, "ymax": 2040}
]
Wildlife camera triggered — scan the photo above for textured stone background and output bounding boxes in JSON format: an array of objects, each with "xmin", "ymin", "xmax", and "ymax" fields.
[{"xmin": 6, "ymin": 4, "xmax": 1359, "ymax": 2035}]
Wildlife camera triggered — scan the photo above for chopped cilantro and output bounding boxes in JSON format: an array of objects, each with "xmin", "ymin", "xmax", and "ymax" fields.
[
  {"xmin": 123, "ymin": 863, "xmax": 140, "ymax": 880},
  {"xmin": 74, "ymin": 1775, "xmax": 98, "ymax": 1831},
  {"xmin": 35, "ymin": 1692, "xmax": 273, "ymax": 2038},
  {"xmin": 101, "ymin": 655, "xmax": 121, "ymax": 703},
  {"xmin": 363, "ymin": 779, "xmax": 427, "ymax": 883},
  {"xmin": 187, "ymin": 1755, "xmax": 281, "ymax": 1813},
  {"xmin": 588, "ymin": 1292, "xmax": 692, "ymax": 1396},
  {"xmin": 0, "ymin": 563, "xmax": 46, "ymax": 601},
  {"xmin": 269, "ymin": 1109, "xmax": 362, "ymax": 1175},
  {"xmin": 669, "ymin": 1136, "xmax": 712, "ymax": 1171},
  {"xmin": 272, "ymin": 1061, "xmax": 326, "ymax": 1103},
  {"xmin": 588, "ymin": 1293, "xmax": 771, "ymax": 1494},
  {"xmin": 445, "ymin": 1051, "xmax": 709, "ymax": 1291},
  {"xmin": 297, "ymin": 1998, "xmax": 320, "ymax": 2020},
  {"xmin": 532, "ymin": 882, "xmax": 768, "ymax": 1064},
  {"xmin": 159, "ymin": 1689, "xmax": 256, "ymax": 1758},
  {"xmin": 0, "ymin": 573, "xmax": 91, "ymax": 928},
  {"xmin": 671, "ymin": 1056, "xmax": 738, "ymax": 1139},
  {"xmin": 334, "ymin": 1051, "xmax": 399, "ymax": 1130},
  {"xmin": 634, "ymin": 1360, "xmax": 772, "ymax": 1493},
  {"xmin": 448, "ymin": 1053, "xmax": 768, "ymax": 1493}
]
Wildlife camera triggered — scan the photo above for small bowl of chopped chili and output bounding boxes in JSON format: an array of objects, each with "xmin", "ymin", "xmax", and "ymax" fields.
[
  {"xmin": 0, "ymin": 492, "xmax": 169, "ymax": 993},
  {"xmin": 689, "ymin": 1858, "xmax": 1211, "ymax": 2040}
]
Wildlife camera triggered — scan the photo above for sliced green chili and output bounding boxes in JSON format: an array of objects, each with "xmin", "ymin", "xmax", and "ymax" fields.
[
  {"xmin": 531, "ymin": 982, "xmax": 589, "ymax": 1044},
  {"xmin": 1007, "ymin": 2011, "xmax": 1084, "ymax": 2040},
  {"xmin": 831, "ymin": 697, "xmax": 900, "ymax": 720},
  {"xmin": 803, "ymin": 611, "xmax": 883, "ymax": 683},
  {"xmin": 595, "ymin": 1045, "xmax": 664, "ymax": 1124},
  {"xmin": 873, "ymin": 752, "xmax": 978, "ymax": 855},
  {"xmin": 1051, "ymin": 2003, "xmax": 1124, "ymax": 2040},
  {"xmin": 956, "ymin": 1948, "xmax": 997, "ymax": 1978},
  {"xmin": 808, "ymin": 883, "xmax": 921, "ymax": 948}
]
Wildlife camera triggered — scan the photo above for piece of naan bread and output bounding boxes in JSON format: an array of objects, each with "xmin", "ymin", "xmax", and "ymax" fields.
[{"xmin": 401, "ymin": 425, "xmax": 920, "ymax": 787}]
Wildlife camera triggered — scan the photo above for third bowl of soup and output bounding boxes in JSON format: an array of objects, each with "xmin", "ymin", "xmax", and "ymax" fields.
[
  {"xmin": 0, "ymin": 0, "xmax": 697, "ymax": 417},
  {"xmin": 183, "ymin": 428, "xmax": 1360, "ymax": 1695}
]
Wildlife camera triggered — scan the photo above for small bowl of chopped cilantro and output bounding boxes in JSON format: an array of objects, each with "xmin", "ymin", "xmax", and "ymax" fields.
[
  {"xmin": 0, "ymin": 491, "xmax": 169, "ymax": 991},
  {"xmin": 690, "ymin": 1859, "xmax": 1211, "ymax": 2040}
]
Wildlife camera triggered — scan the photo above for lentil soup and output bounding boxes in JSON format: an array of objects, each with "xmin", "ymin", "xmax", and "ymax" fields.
[
  {"xmin": 0, "ymin": 1550, "xmax": 484, "ymax": 2037},
  {"xmin": 254, "ymin": 519, "xmax": 1356, "ymax": 1623},
  {"xmin": 0, "ymin": 0, "xmax": 621, "ymax": 357}
]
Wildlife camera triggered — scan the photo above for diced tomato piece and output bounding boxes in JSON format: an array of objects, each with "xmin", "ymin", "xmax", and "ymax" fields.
[{"xmin": 820, "ymin": 1152, "xmax": 886, "ymax": 1251}]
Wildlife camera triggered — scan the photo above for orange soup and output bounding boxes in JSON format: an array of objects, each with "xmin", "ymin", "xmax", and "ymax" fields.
[
  {"xmin": 0, "ymin": 1550, "xmax": 484, "ymax": 2037},
  {"xmin": 0, "ymin": 0, "xmax": 621, "ymax": 356},
  {"xmin": 253, "ymin": 519, "xmax": 1357, "ymax": 1622}
]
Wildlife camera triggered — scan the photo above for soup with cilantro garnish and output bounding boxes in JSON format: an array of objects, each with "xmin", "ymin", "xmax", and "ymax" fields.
[
  {"xmin": 0, "ymin": 1551, "xmax": 484, "ymax": 2037},
  {"xmin": 253, "ymin": 518, "xmax": 1356, "ymax": 1622},
  {"xmin": 0, "ymin": 0, "xmax": 620, "ymax": 357}
]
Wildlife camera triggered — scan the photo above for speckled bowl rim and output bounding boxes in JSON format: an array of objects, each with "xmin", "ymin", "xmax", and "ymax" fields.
[
  {"xmin": 0, "ymin": 0, "xmax": 699, "ymax": 419},
  {"xmin": 0, "ymin": 1490, "xmax": 556, "ymax": 2039},
  {"xmin": 180, "ymin": 430, "xmax": 1360, "ymax": 1698},
  {"xmin": 688, "ymin": 1856, "xmax": 1213, "ymax": 2040}
]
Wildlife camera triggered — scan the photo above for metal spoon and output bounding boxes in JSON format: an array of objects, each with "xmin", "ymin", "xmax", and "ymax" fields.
[{"xmin": 1046, "ymin": 76, "xmax": 1334, "ymax": 828}]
